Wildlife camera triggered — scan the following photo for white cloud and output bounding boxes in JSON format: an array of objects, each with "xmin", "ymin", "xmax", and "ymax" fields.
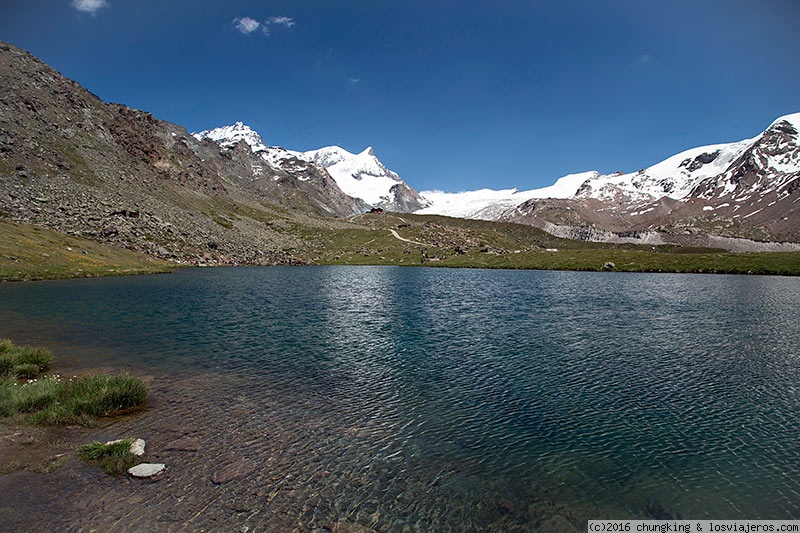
[
  {"xmin": 71, "ymin": 0, "xmax": 108, "ymax": 14},
  {"xmin": 348, "ymin": 78, "xmax": 361, "ymax": 85},
  {"xmin": 233, "ymin": 16, "xmax": 261, "ymax": 34},
  {"xmin": 266, "ymin": 16, "xmax": 295, "ymax": 28},
  {"xmin": 640, "ymin": 54, "xmax": 654, "ymax": 64},
  {"xmin": 233, "ymin": 15, "xmax": 295, "ymax": 37}
]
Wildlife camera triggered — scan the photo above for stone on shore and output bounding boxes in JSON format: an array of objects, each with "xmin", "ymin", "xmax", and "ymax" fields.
[
  {"xmin": 105, "ymin": 438, "xmax": 146, "ymax": 456},
  {"xmin": 130, "ymin": 438, "xmax": 146, "ymax": 456},
  {"xmin": 128, "ymin": 463, "xmax": 166, "ymax": 478}
]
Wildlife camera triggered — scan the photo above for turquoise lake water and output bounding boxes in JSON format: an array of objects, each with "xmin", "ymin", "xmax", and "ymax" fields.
[{"xmin": 1, "ymin": 266, "xmax": 799, "ymax": 529}]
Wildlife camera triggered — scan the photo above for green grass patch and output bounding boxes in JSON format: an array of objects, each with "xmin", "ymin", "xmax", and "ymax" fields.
[
  {"xmin": 77, "ymin": 439, "xmax": 138, "ymax": 475},
  {"xmin": 0, "ymin": 340, "xmax": 147, "ymax": 425},
  {"xmin": 0, "ymin": 375, "xmax": 62, "ymax": 415},
  {"xmin": 14, "ymin": 363, "xmax": 43, "ymax": 380},
  {"xmin": 0, "ymin": 373, "xmax": 148, "ymax": 425},
  {"xmin": 27, "ymin": 373, "xmax": 148, "ymax": 425},
  {"xmin": 0, "ymin": 342, "xmax": 52, "ymax": 376}
]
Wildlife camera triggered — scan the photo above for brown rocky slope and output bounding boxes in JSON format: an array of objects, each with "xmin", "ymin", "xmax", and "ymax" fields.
[{"xmin": 0, "ymin": 41, "xmax": 367, "ymax": 265}]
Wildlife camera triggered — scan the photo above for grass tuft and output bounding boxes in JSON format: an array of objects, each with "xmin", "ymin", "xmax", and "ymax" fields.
[
  {"xmin": 12, "ymin": 346, "xmax": 52, "ymax": 371},
  {"xmin": 0, "ymin": 343, "xmax": 52, "ymax": 376},
  {"xmin": 61, "ymin": 372, "xmax": 149, "ymax": 419},
  {"xmin": 14, "ymin": 363, "xmax": 40, "ymax": 379},
  {"xmin": 0, "ymin": 340, "xmax": 148, "ymax": 425},
  {"xmin": 0, "ymin": 354, "xmax": 12, "ymax": 376},
  {"xmin": 6, "ymin": 375, "xmax": 63, "ymax": 413},
  {"xmin": 78, "ymin": 439, "xmax": 138, "ymax": 474}
]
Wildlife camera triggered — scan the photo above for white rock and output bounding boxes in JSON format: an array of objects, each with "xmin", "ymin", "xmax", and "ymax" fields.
[
  {"xmin": 130, "ymin": 438, "xmax": 146, "ymax": 456},
  {"xmin": 128, "ymin": 463, "xmax": 166, "ymax": 478},
  {"xmin": 105, "ymin": 438, "xmax": 146, "ymax": 456}
]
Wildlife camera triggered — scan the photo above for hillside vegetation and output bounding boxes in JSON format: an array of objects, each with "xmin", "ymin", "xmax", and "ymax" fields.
[
  {"xmin": 3, "ymin": 213, "xmax": 798, "ymax": 281},
  {"xmin": 0, "ymin": 219, "xmax": 172, "ymax": 281}
]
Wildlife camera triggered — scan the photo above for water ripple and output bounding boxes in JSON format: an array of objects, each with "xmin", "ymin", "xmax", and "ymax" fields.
[{"xmin": 1, "ymin": 267, "xmax": 800, "ymax": 530}]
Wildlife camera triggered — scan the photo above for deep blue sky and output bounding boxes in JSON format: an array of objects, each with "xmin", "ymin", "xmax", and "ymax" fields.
[{"xmin": 2, "ymin": 1, "xmax": 799, "ymax": 192}]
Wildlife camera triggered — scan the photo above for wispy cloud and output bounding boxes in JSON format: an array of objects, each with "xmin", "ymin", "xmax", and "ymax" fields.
[
  {"xmin": 233, "ymin": 16, "xmax": 261, "ymax": 34},
  {"xmin": 348, "ymin": 78, "xmax": 361, "ymax": 85},
  {"xmin": 71, "ymin": 0, "xmax": 108, "ymax": 15},
  {"xmin": 640, "ymin": 54, "xmax": 654, "ymax": 64},
  {"xmin": 234, "ymin": 15, "xmax": 296, "ymax": 37},
  {"xmin": 266, "ymin": 16, "xmax": 295, "ymax": 28}
]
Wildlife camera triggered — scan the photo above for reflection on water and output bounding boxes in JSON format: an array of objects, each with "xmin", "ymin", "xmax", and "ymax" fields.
[{"xmin": 1, "ymin": 267, "xmax": 799, "ymax": 530}]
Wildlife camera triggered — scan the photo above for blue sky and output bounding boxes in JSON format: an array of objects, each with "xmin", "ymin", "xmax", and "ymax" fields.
[{"xmin": 1, "ymin": 1, "xmax": 799, "ymax": 192}]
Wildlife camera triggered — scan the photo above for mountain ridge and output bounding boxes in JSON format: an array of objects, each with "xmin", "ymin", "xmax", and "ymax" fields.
[
  {"xmin": 193, "ymin": 123, "xmax": 429, "ymax": 212},
  {"xmin": 0, "ymin": 41, "xmax": 370, "ymax": 265},
  {"xmin": 418, "ymin": 113, "xmax": 800, "ymax": 244},
  {"xmin": 1, "ymin": 38, "xmax": 798, "ymax": 273}
]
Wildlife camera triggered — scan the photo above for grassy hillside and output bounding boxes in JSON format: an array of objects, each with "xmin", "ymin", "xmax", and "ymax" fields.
[
  {"xmin": 1, "ymin": 213, "xmax": 799, "ymax": 281},
  {"xmin": 0, "ymin": 220, "xmax": 173, "ymax": 281},
  {"xmin": 305, "ymin": 213, "xmax": 800, "ymax": 275}
]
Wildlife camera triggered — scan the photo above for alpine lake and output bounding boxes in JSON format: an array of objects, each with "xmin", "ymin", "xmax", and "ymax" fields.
[{"xmin": 1, "ymin": 266, "xmax": 798, "ymax": 531}]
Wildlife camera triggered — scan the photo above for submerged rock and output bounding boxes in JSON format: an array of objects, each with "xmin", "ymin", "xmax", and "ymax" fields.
[
  {"xmin": 164, "ymin": 436, "xmax": 201, "ymax": 452},
  {"xmin": 128, "ymin": 463, "xmax": 166, "ymax": 478},
  {"xmin": 212, "ymin": 459, "xmax": 256, "ymax": 485}
]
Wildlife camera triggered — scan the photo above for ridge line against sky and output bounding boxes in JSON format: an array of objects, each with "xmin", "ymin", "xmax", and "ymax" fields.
[{"xmin": 1, "ymin": 1, "xmax": 799, "ymax": 192}]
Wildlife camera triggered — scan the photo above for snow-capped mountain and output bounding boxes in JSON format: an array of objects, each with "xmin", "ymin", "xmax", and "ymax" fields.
[
  {"xmin": 572, "ymin": 112, "xmax": 800, "ymax": 205},
  {"xmin": 194, "ymin": 122, "xmax": 268, "ymax": 154},
  {"xmin": 418, "ymin": 113, "xmax": 800, "ymax": 244},
  {"xmin": 416, "ymin": 172, "xmax": 597, "ymax": 219},
  {"xmin": 302, "ymin": 146, "xmax": 400, "ymax": 209},
  {"xmin": 193, "ymin": 124, "xmax": 428, "ymax": 212},
  {"xmin": 194, "ymin": 114, "xmax": 799, "ymax": 244},
  {"xmin": 302, "ymin": 145, "xmax": 428, "ymax": 212}
]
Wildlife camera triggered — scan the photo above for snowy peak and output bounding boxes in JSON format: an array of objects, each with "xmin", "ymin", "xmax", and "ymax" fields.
[
  {"xmin": 766, "ymin": 112, "xmax": 800, "ymax": 134},
  {"xmin": 194, "ymin": 124, "xmax": 428, "ymax": 212},
  {"xmin": 575, "ymin": 112, "xmax": 800, "ymax": 204},
  {"xmin": 301, "ymin": 145, "xmax": 426, "ymax": 210},
  {"xmin": 193, "ymin": 122, "xmax": 268, "ymax": 154},
  {"xmin": 688, "ymin": 112, "xmax": 800, "ymax": 202},
  {"xmin": 302, "ymin": 146, "xmax": 351, "ymax": 168},
  {"xmin": 304, "ymin": 146, "xmax": 398, "ymax": 182},
  {"xmin": 574, "ymin": 137, "xmax": 760, "ymax": 203}
]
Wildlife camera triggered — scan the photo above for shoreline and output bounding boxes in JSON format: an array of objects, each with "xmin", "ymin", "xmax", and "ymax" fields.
[
  {"xmin": 3, "ymin": 217, "xmax": 799, "ymax": 282},
  {"xmin": 3, "ymin": 249, "xmax": 800, "ymax": 285}
]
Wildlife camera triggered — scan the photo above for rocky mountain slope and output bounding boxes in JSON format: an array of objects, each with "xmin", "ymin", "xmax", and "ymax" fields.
[
  {"xmin": 420, "ymin": 114, "xmax": 800, "ymax": 246},
  {"xmin": 0, "ymin": 41, "xmax": 378, "ymax": 265},
  {"xmin": 194, "ymin": 123, "xmax": 428, "ymax": 212}
]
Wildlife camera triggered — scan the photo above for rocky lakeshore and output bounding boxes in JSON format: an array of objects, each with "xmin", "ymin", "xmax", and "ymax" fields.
[{"xmin": 0, "ymin": 369, "xmax": 592, "ymax": 532}]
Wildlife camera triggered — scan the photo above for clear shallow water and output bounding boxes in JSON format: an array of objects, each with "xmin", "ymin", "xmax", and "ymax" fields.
[{"xmin": 1, "ymin": 266, "xmax": 799, "ymax": 530}]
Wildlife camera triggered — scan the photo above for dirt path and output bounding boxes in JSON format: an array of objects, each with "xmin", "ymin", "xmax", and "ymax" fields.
[{"xmin": 387, "ymin": 229, "xmax": 428, "ymax": 246}]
